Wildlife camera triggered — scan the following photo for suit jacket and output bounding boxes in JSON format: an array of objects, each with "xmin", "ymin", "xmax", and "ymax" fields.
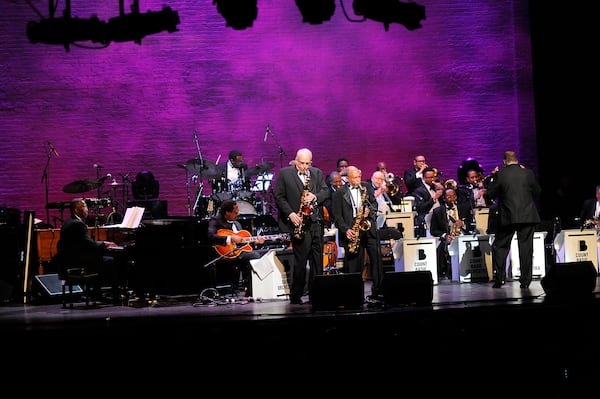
[
  {"xmin": 412, "ymin": 183, "xmax": 441, "ymax": 229},
  {"xmin": 403, "ymin": 167, "xmax": 424, "ymax": 195},
  {"xmin": 429, "ymin": 204, "xmax": 473, "ymax": 238},
  {"xmin": 207, "ymin": 212, "xmax": 244, "ymax": 247},
  {"xmin": 486, "ymin": 164, "xmax": 541, "ymax": 226},
  {"xmin": 274, "ymin": 166, "xmax": 329, "ymax": 233},
  {"xmin": 332, "ymin": 182, "xmax": 379, "ymax": 243},
  {"xmin": 57, "ymin": 214, "xmax": 106, "ymax": 272},
  {"xmin": 580, "ymin": 198, "xmax": 599, "ymax": 221}
]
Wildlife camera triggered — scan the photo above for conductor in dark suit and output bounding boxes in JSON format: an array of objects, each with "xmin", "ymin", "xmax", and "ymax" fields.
[
  {"xmin": 333, "ymin": 166, "xmax": 384, "ymax": 299},
  {"xmin": 207, "ymin": 199, "xmax": 265, "ymax": 297},
  {"xmin": 486, "ymin": 151, "xmax": 541, "ymax": 289},
  {"xmin": 274, "ymin": 148, "xmax": 329, "ymax": 305}
]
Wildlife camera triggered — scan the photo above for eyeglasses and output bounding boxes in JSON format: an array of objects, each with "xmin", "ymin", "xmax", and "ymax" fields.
[{"xmin": 416, "ymin": 159, "xmax": 426, "ymax": 163}]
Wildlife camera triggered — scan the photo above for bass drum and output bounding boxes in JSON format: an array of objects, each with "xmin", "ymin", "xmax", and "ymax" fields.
[{"xmin": 236, "ymin": 199, "xmax": 257, "ymax": 217}]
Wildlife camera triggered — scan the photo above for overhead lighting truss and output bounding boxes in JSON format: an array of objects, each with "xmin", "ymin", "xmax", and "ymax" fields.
[{"xmin": 26, "ymin": 0, "xmax": 180, "ymax": 52}]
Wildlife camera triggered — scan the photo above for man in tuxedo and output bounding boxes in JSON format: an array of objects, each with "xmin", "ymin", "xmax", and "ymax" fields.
[
  {"xmin": 579, "ymin": 185, "xmax": 600, "ymax": 228},
  {"xmin": 429, "ymin": 188, "xmax": 473, "ymax": 280},
  {"xmin": 403, "ymin": 155, "xmax": 428, "ymax": 195},
  {"xmin": 486, "ymin": 151, "xmax": 541, "ymax": 289},
  {"xmin": 57, "ymin": 198, "xmax": 119, "ymax": 301},
  {"xmin": 332, "ymin": 166, "xmax": 383, "ymax": 300},
  {"xmin": 274, "ymin": 148, "xmax": 329, "ymax": 305},
  {"xmin": 207, "ymin": 199, "xmax": 265, "ymax": 298},
  {"xmin": 215, "ymin": 149, "xmax": 250, "ymax": 196}
]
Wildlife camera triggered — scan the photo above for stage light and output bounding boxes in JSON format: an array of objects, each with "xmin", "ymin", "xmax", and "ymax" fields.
[
  {"xmin": 353, "ymin": 0, "xmax": 426, "ymax": 31},
  {"xmin": 107, "ymin": 7, "xmax": 180, "ymax": 44},
  {"xmin": 26, "ymin": 3, "xmax": 180, "ymax": 51},
  {"xmin": 295, "ymin": 0, "xmax": 336, "ymax": 24},
  {"xmin": 27, "ymin": 16, "xmax": 108, "ymax": 51},
  {"xmin": 213, "ymin": 0, "xmax": 258, "ymax": 30}
]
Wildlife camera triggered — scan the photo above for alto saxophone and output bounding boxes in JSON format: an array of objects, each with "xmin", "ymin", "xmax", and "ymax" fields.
[
  {"xmin": 293, "ymin": 173, "xmax": 314, "ymax": 239},
  {"xmin": 348, "ymin": 186, "xmax": 371, "ymax": 254}
]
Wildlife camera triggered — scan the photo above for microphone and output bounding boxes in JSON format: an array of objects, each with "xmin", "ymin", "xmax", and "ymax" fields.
[
  {"xmin": 264, "ymin": 126, "xmax": 270, "ymax": 142},
  {"xmin": 93, "ymin": 163, "xmax": 103, "ymax": 169},
  {"xmin": 48, "ymin": 142, "xmax": 59, "ymax": 157}
]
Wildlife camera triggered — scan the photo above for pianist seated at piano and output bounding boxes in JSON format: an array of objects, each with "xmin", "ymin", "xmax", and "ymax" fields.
[
  {"xmin": 55, "ymin": 198, "xmax": 121, "ymax": 303},
  {"xmin": 207, "ymin": 199, "xmax": 266, "ymax": 298}
]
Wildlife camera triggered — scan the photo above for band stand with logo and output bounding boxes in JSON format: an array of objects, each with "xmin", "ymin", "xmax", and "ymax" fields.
[
  {"xmin": 393, "ymin": 237, "xmax": 438, "ymax": 284},
  {"xmin": 249, "ymin": 249, "xmax": 290, "ymax": 300},
  {"xmin": 384, "ymin": 211, "xmax": 416, "ymax": 239},
  {"xmin": 553, "ymin": 229, "xmax": 599, "ymax": 273},
  {"xmin": 510, "ymin": 231, "xmax": 547, "ymax": 279},
  {"xmin": 473, "ymin": 207, "xmax": 490, "ymax": 234},
  {"xmin": 448, "ymin": 234, "xmax": 493, "ymax": 283}
]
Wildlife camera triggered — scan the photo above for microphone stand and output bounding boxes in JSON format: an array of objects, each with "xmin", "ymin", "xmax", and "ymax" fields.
[
  {"xmin": 42, "ymin": 147, "xmax": 52, "ymax": 225},
  {"xmin": 193, "ymin": 130, "xmax": 205, "ymax": 217},
  {"xmin": 265, "ymin": 126, "xmax": 287, "ymax": 168}
]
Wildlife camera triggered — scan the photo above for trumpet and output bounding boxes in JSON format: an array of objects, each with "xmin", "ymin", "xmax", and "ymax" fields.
[
  {"xmin": 443, "ymin": 179, "xmax": 458, "ymax": 190},
  {"xmin": 385, "ymin": 173, "xmax": 400, "ymax": 196}
]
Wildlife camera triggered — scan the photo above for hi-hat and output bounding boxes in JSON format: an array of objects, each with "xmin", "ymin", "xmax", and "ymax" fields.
[
  {"xmin": 62, "ymin": 179, "xmax": 103, "ymax": 194},
  {"xmin": 245, "ymin": 162, "xmax": 275, "ymax": 177},
  {"xmin": 185, "ymin": 158, "xmax": 220, "ymax": 178}
]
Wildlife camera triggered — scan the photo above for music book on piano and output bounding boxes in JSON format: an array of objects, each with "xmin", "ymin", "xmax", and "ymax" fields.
[{"xmin": 104, "ymin": 206, "xmax": 145, "ymax": 229}]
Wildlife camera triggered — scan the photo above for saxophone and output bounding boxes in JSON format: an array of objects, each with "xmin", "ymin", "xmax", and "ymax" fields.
[
  {"xmin": 293, "ymin": 173, "xmax": 313, "ymax": 239},
  {"xmin": 348, "ymin": 186, "xmax": 371, "ymax": 254}
]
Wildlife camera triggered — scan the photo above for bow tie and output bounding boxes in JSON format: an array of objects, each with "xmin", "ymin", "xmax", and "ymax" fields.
[{"xmin": 351, "ymin": 186, "xmax": 361, "ymax": 190}]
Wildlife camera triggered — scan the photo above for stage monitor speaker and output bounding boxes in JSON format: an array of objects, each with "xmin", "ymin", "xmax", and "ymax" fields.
[
  {"xmin": 383, "ymin": 271, "xmax": 433, "ymax": 306},
  {"xmin": 33, "ymin": 273, "xmax": 82, "ymax": 302},
  {"xmin": 541, "ymin": 261, "xmax": 597, "ymax": 300},
  {"xmin": 311, "ymin": 273, "xmax": 364, "ymax": 311}
]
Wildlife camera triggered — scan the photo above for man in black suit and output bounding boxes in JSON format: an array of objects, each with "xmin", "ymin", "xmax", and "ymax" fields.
[
  {"xmin": 486, "ymin": 151, "xmax": 541, "ymax": 289},
  {"xmin": 403, "ymin": 155, "xmax": 428, "ymax": 195},
  {"xmin": 579, "ymin": 184, "xmax": 600, "ymax": 228},
  {"xmin": 333, "ymin": 166, "xmax": 383, "ymax": 300},
  {"xmin": 207, "ymin": 199, "xmax": 265, "ymax": 298},
  {"xmin": 274, "ymin": 148, "xmax": 329, "ymax": 304},
  {"xmin": 429, "ymin": 187, "xmax": 474, "ymax": 280},
  {"xmin": 57, "ymin": 198, "xmax": 119, "ymax": 300}
]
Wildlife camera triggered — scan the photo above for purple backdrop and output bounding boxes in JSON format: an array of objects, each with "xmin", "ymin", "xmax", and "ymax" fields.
[{"xmin": 0, "ymin": 1, "xmax": 535, "ymax": 224}]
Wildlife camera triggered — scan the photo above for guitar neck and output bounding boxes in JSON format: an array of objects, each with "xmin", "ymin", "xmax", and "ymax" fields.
[{"xmin": 242, "ymin": 234, "xmax": 287, "ymax": 243}]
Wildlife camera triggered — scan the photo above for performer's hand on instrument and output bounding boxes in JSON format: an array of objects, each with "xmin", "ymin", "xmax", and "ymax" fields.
[{"xmin": 256, "ymin": 236, "xmax": 266, "ymax": 244}]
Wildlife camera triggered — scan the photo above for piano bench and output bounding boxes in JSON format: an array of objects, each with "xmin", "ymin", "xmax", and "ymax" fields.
[{"xmin": 61, "ymin": 268, "xmax": 100, "ymax": 309}]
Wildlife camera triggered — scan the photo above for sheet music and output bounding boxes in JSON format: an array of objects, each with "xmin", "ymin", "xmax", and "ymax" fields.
[{"xmin": 104, "ymin": 206, "xmax": 145, "ymax": 229}]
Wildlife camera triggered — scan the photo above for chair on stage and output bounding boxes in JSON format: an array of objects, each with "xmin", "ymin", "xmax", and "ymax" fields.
[{"xmin": 51, "ymin": 252, "xmax": 100, "ymax": 308}]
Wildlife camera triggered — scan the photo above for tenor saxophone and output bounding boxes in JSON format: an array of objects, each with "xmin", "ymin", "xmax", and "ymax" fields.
[
  {"xmin": 293, "ymin": 173, "xmax": 313, "ymax": 239},
  {"xmin": 348, "ymin": 186, "xmax": 370, "ymax": 254}
]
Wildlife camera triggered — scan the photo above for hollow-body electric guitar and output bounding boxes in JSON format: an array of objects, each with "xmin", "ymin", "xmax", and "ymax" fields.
[{"xmin": 213, "ymin": 229, "xmax": 289, "ymax": 259}]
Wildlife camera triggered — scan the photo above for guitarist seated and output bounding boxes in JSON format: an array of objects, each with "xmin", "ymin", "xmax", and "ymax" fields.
[{"xmin": 208, "ymin": 199, "xmax": 266, "ymax": 298}]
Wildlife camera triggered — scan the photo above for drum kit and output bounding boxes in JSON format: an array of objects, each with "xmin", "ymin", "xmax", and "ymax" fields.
[
  {"xmin": 60, "ymin": 172, "xmax": 129, "ymax": 226},
  {"xmin": 181, "ymin": 157, "xmax": 275, "ymax": 220}
]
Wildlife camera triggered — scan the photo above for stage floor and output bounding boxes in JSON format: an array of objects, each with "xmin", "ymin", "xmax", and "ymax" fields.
[{"xmin": 3, "ymin": 276, "xmax": 599, "ymax": 397}]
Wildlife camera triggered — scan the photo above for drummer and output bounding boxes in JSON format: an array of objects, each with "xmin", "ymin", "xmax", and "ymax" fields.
[{"xmin": 217, "ymin": 150, "xmax": 251, "ymax": 194}]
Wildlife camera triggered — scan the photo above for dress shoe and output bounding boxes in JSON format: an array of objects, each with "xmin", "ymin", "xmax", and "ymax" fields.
[
  {"xmin": 520, "ymin": 284, "xmax": 530, "ymax": 289},
  {"xmin": 290, "ymin": 298, "xmax": 304, "ymax": 305}
]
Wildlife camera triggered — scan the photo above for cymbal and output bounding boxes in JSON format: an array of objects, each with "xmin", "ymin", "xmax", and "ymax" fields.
[
  {"xmin": 62, "ymin": 179, "xmax": 104, "ymax": 194},
  {"xmin": 185, "ymin": 158, "xmax": 220, "ymax": 178},
  {"xmin": 245, "ymin": 161, "xmax": 275, "ymax": 177}
]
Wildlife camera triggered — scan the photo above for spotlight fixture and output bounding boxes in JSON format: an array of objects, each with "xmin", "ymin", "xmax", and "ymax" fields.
[
  {"xmin": 213, "ymin": 0, "xmax": 258, "ymax": 30},
  {"xmin": 353, "ymin": 0, "xmax": 426, "ymax": 31},
  {"xmin": 295, "ymin": 0, "xmax": 336, "ymax": 24},
  {"xmin": 108, "ymin": 7, "xmax": 180, "ymax": 44},
  {"xmin": 26, "ymin": 1, "xmax": 180, "ymax": 52}
]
